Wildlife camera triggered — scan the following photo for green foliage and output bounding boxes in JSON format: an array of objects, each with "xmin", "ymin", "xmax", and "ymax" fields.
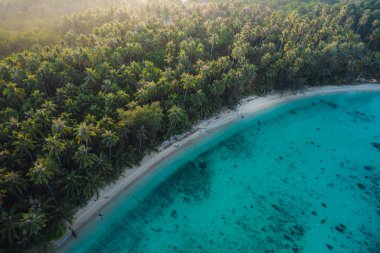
[
  {"xmin": 118, "ymin": 102, "xmax": 164, "ymax": 146},
  {"xmin": 0, "ymin": 0, "xmax": 379, "ymax": 252}
]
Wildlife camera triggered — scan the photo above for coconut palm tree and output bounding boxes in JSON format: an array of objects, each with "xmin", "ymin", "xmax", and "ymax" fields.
[
  {"xmin": 7, "ymin": 116, "xmax": 20, "ymax": 131},
  {"xmin": 165, "ymin": 41, "xmax": 176, "ymax": 68},
  {"xmin": 51, "ymin": 118, "xmax": 71, "ymax": 138},
  {"xmin": 75, "ymin": 122, "xmax": 95, "ymax": 146},
  {"xmin": 93, "ymin": 153, "xmax": 112, "ymax": 178},
  {"xmin": 27, "ymin": 158, "xmax": 58, "ymax": 203},
  {"xmin": 101, "ymin": 130, "xmax": 119, "ymax": 158},
  {"xmin": 191, "ymin": 89, "xmax": 209, "ymax": 117},
  {"xmin": 209, "ymin": 33, "xmax": 218, "ymax": 59},
  {"xmin": 356, "ymin": 10, "xmax": 369, "ymax": 34},
  {"xmin": 18, "ymin": 208, "xmax": 46, "ymax": 238},
  {"xmin": 136, "ymin": 125, "xmax": 147, "ymax": 154},
  {"xmin": 165, "ymin": 105, "xmax": 188, "ymax": 139},
  {"xmin": 0, "ymin": 208, "xmax": 20, "ymax": 244},
  {"xmin": 1, "ymin": 170, "xmax": 27, "ymax": 196},
  {"xmin": 181, "ymin": 73, "xmax": 201, "ymax": 103},
  {"xmin": 62, "ymin": 170, "xmax": 83, "ymax": 203},
  {"xmin": 73, "ymin": 145, "xmax": 97, "ymax": 169},
  {"xmin": 12, "ymin": 133, "xmax": 35, "ymax": 162},
  {"xmin": 84, "ymin": 68, "xmax": 97, "ymax": 86},
  {"xmin": 43, "ymin": 134, "xmax": 67, "ymax": 168},
  {"xmin": 365, "ymin": 19, "xmax": 379, "ymax": 40}
]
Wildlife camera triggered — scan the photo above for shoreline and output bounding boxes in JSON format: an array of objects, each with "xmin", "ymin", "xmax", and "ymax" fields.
[{"xmin": 54, "ymin": 83, "xmax": 380, "ymax": 251}]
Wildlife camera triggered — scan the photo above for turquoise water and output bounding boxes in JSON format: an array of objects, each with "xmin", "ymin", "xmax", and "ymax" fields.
[{"xmin": 59, "ymin": 92, "xmax": 380, "ymax": 253}]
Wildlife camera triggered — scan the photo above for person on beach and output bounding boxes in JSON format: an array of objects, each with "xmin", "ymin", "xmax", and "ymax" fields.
[{"xmin": 70, "ymin": 227, "xmax": 77, "ymax": 238}]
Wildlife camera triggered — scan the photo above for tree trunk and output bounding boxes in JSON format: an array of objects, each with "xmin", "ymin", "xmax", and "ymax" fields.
[
  {"xmin": 45, "ymin": 181, "xmax": 57, "ymax": 204},
  {"xmin": 356, "ymin": 25, "xmax": 361, "ymax": 34},
  {"xmin": 56, "ymin": 154, "xmax": 63, "ymax": 169},
  {"xmin": 165, "ymin": 122, "xmax": 174, "ymax": 140},
  {"xmin": 27, "ymin": 151, "xmax": 34, "ymax": 162},
  {"xmin": 364, "ymin": 25, "xmax": 374, "ymax": 40},
  {"xmin": 279, "ymin": 40, "xmax": 284, "ymax": 51},
  {"xmin": 183, "ymin": 89, "xmax": 188, "ymax": 103}
]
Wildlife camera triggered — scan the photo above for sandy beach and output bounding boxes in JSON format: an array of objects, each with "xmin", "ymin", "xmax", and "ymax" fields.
[{"xmin": 55, "ymin": 83, "xmax": 380, "ymax": 250}]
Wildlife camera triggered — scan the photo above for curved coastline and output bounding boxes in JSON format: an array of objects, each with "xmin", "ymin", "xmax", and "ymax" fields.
[{"xmin": 55, "ymin": 83, "xmax": 380, "ymax": 251}]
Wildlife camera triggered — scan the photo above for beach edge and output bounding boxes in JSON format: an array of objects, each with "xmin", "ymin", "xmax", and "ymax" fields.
[{"xmin": 54, "ymin": 83, "xmax": 380, "ymax": 251}]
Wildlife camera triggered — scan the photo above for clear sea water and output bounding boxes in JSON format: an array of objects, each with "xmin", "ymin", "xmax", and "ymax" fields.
[{"xmin": 59, "ymin": 92, "xmax": 380, "ymax": 253}]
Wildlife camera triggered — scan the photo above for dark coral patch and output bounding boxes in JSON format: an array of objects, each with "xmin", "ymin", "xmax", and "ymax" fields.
[{"xmin": 371, "ymin": 142, "xmax": 380, "ymax": 150}]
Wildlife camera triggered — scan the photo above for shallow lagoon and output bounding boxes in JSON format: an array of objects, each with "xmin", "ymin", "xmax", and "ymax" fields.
[{"xmin": 59, "ymin": 92, "xmax": 380, "ymax": 253}]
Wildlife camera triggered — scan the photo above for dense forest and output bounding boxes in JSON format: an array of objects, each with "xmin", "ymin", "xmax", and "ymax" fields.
[{"xmin": 0, "ymin": 0, "xmax": 379, "ymax": 252}]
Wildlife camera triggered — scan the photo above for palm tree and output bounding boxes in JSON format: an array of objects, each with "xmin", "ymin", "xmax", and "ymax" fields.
[
  {"xmin": 0, "ymin": 208, "xmax": 20, "ymax": 244},
  {"xmin": 191, "ymin": 89, "xmax": 209, "ymax": 117},
  {"xmin": 20, "ymin": 116, "xmax": 42, "ymax": 140},
  {"xmin": 365, "ymin": 19, "xmax": 379, "ymax": 40},
  {"xmin": 27, "ymin": 158, "xmax": 58, "ymax": 203},
  {"xmin": 181, "ymin": 73, "xmax": 200, "ymax": 103},
  {"xmin": 125, "ymin": 42, "xmax": 143, "ymax": 63},
  {"xmin": 367, "ymin": 27, "xmax": 379, "ymax": 47},
  {"xmin": 103, "ymin": 92, "xmax": 116, "ymax": 114},
  {"xmin": 93, "ymin": 153, "xmax": 112, "ymax": 178},
  {"xmin": 136, "ymin": 125, "xmax": 147, "ymax": 154},
  {"xmin": 101, "ymin": 79, "xmax": 114, "ymax": 93},
  {"xmin": 136, "ymin": 81, "xmax": 158, "ymax": 104},
  {"xmin": 356, "ymin": 10, "xmax": 369, "ymax": 34},
  {"xmin": 84, "ymin": 68, "xmax": 97, "ymax": 86},
  {"xmin": 101, "ymin": 130, "xmax": 119, "ymax": 158},
  {"xmin": 165, "ymin": 41, "xmax": 176, "ymax": 68},
  {"xmin": 73, "ymin": 145, "xmax": 97, "ymax": 169},
  {"xmin": 41, "ymin": 100, "xmax": 57, "ymax": 115},
  {"xmin": 7, "ymin": 116, "xmax": 20, "ymax": 131},
  {"xmin": 63, "ymin": 98, "xmax": 77, "ymax": 114},
  {"xmin": 62, "ymin": 170, "xmax": 83, "ymax": 203},
  {"xmin": 165, "ymin": 105, "xmax": 188, "ymax": 139},
  {"xmin": 12, "ymin": 133, "xmax": 35, "ymax": 162},
  {"xmin": 18, "ymin": 208, "xmax": 46, "ymax": 238},
  {"xmin": 51, "ymin": 118, "xmax": 71, "ymax": 138},
  {"xmin": 43, "ymin": 135, "xmax": 67, "ymax": 168},
  {"xmin": 75, "ymin": 122, "xmax": 95, "ymax": 145},
  {"xmin": 2, "ymin": 170, "xmax": 27, "ymax": 196},
  {"xmin": 209, "ymin": 33, "xmax": 218, "ymax": 59}
]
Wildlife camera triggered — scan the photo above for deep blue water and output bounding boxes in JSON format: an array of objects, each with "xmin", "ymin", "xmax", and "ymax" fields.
[{"xmin": 59, "ymin": 92, "xmax": 380, "ymax": 253}]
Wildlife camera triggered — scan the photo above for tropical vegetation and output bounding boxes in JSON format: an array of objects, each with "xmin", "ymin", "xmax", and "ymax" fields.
[{"xmin": 0, "ymin": 0, "xmax": 379, "ymax": 252}]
